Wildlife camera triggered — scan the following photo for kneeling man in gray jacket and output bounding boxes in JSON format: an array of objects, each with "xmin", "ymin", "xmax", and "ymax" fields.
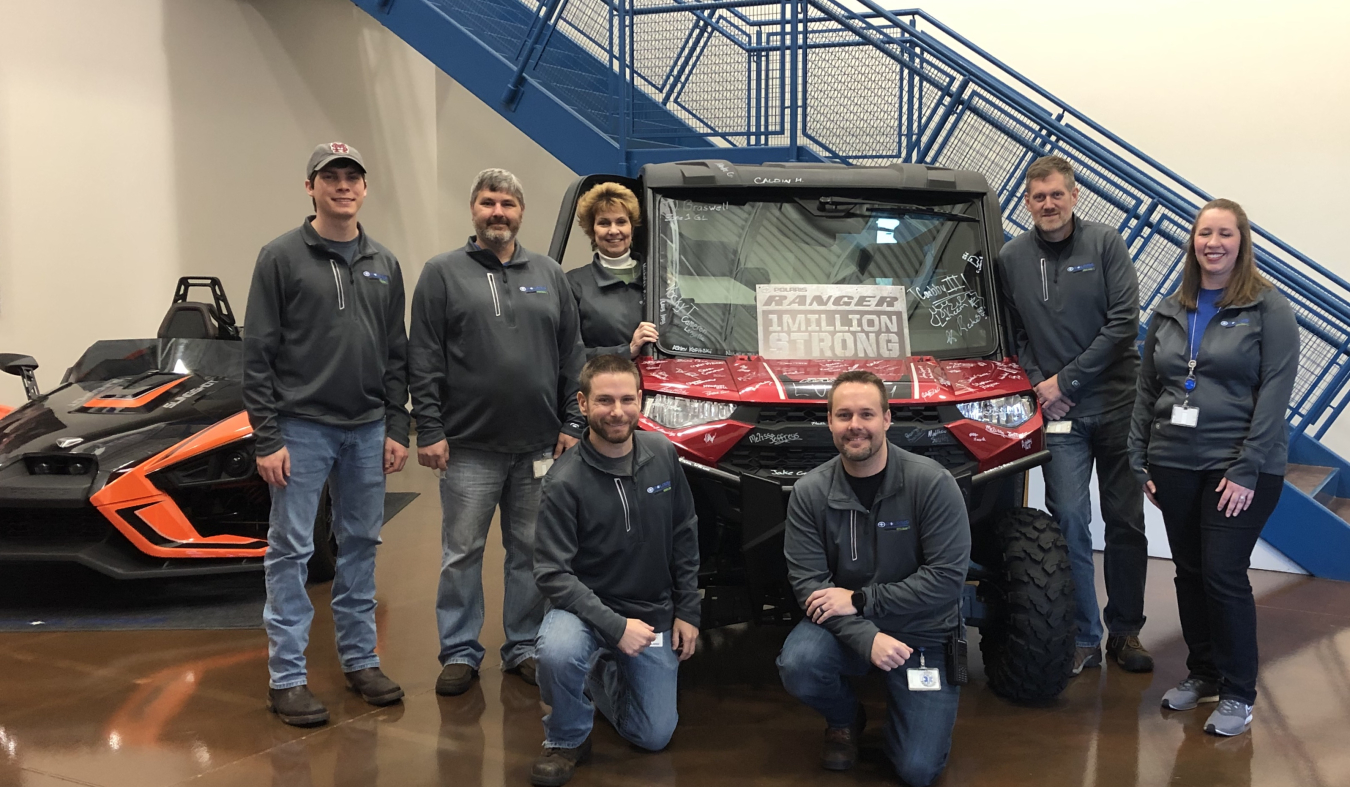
[
  {"xmin": 530, "ymin": 354, "xmax": 701, "ymax": 786},
  {"xmin": 778, "ymin": 371, "xmax": 969, "ymax": 786}
]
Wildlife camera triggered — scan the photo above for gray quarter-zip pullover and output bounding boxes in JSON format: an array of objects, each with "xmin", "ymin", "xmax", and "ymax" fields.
[
  {"xmin": 784, "ymin": 444, "xmax": 970, "ymax": 656},
  {"xmin": 566, "ymin": 253, "xmax": 646, "ymax": 360},
  {"xmin": 1128, "ymin": 286, "xmax": 1299, "ymax": 489},
  {"xmin": 409, "ymin": 239, "xmax": 586, "ymax": 453},
  {"xmin": 997, "ymin": 217, "xmax": 1141, "ymax": 416},
  {"xmin": 534, "ymin": 431, "xmax": 701, "ymax": 644},
  {"xmin": 243, "ymin": 218, "xmax": 409, "ymax": 457}
]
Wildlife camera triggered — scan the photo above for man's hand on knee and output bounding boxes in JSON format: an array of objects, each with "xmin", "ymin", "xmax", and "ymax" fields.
[
  {"xmin": 805, "ymin": 587, "xmax": 856, "ymax": 624},
  {"xmin": 257, "ymin": 447, "xmax": 290, "ymax": 488},
  {"xmin": 870, "ymin": 632, "xmax": 912, "ymax": 672},
  {"xmin": 671, "ymin": 618, "xmax": 699, "ymax": 661},
  {"xmin": 618, "ymin": 618, "xmax": 656, "ymax": 657}
]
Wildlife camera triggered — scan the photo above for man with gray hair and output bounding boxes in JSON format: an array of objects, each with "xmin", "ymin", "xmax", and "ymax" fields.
[
  {"xmin": 997, "ymin": 155, "xmax": 1152, "ymax": 676},
  {"xmin": 410, "ymin": 168, "xmax": 588, "ymax": 696}
]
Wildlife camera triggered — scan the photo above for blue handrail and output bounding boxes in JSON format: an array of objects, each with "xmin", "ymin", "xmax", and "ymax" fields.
[{"xmin": 410, "ymin": 0, "xmax": 1350, "ymax": 439}]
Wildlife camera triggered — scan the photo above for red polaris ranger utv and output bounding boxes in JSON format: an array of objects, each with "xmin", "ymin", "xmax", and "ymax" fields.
[{"xmin": 550, "ymin": 160, "xmax": 1074, "ymax": 702}]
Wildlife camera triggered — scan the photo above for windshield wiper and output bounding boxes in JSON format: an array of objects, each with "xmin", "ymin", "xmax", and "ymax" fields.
[{"xmin": 815, "ymin": 197, "xmax": 976, "ymax": 222}]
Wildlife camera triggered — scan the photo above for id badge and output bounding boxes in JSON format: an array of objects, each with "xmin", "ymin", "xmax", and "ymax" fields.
[
  {"xmin": 907, "ymin": 667, "xmax": 941, "ymax": 691},
  {"xmin": 1045, "ymin": 419, "xmax": 1073, "ymax": 435},
  {"xmin": 1171, "ymin": 405, "xmax": 1199, "ymax": 428},
  {"xmin": 906, "ymin": 649, "xmax": 941, "ymax": 691},
  {"xmin": 649, "ymin": 632, "xmax": 664, "ymax": 648},
  {"xmin": 533, "ymin": 456, "xmax": 555, "ymax": 479}
]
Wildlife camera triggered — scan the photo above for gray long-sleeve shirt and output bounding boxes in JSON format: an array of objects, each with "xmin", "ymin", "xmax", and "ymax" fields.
[
  {"xmin": 1128, "ymin": 287, "xmax": 1299, "ymax": 489},
  {"xmin": 242, "ymin": 219, "xmax": 409, "ymax": 456},
  {"xmin": 533, "ymin": 431, "xmax": 701, "ymax": 644},
  {"xmin": 408, "ymin": 239, "xmax": 586, "ymax": 453},
  {"xmin": 784, "ymin": 444, "xmax": 971, "ymax": 657},
  {"xmin": 997, "ymin": 217, "xmax": 1141, "ymax": 417}
]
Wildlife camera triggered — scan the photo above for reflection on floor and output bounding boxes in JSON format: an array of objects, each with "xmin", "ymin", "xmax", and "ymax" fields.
[{"xmin": 2, "ymin": 468, "xmax": 1348, "ymax": 787}]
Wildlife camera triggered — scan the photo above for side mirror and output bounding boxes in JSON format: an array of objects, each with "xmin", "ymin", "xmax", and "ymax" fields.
[{"xmin": 0, "ymin": 353, "xmax": 41, "ymax": 401}]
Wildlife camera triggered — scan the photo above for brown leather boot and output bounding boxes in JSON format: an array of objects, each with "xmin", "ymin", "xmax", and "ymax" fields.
[
  {"xmin": 821, "ymin": 706, "xmax": 866, "ymax": 771},
  {"xmin": 529, "ymin": 738, "xmax": 592, "ymax": 786}
]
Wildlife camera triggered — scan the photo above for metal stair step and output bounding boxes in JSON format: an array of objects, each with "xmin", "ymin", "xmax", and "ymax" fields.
[
  {"xmin": 1286, "ymin": 463, "xmax": 1338, "ymax": 503},
  {"xmin": 1329, "ymin": 497, "xmax": 1350, "ymax": 524}
]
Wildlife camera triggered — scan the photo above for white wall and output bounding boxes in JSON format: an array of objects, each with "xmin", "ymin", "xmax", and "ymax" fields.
[
  {"xmin": 880, "ymin": 0, "xmax": 1350, "ymax": 457},
  {"xmin": 1, "ymin": 1, "xmax": 1346, "ymax": 480},
  {"xmin": 0, "ymin": 0, "xmax": 581, "ymax": 405}
]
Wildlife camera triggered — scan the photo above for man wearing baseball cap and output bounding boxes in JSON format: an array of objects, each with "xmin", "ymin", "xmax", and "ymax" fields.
[{"xmin": 243, "ymin": 142, "xmax": 410, "ymax": 726}]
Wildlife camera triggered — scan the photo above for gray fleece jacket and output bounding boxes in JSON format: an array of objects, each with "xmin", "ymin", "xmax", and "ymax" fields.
[
  {"xmin": 242, "ymin": 218, "xmax": 409, "ymax": 457},
  {"xmin": 533, "ymin": 430, "xmax": 701, "ymax": 644},
  {"xmin": 784, "ymin": 444, "xmax": 970, "ymax": 656},
  {"xmin": 409, "ymin": 239, "xmax": 586, "ymax": 453},
  {"xmin": 1128, "ymin": 286, "xmax": 1299, "ymax": 489},
  {"xmin": 997, "ymin": 217, "xmax": 1141, "ymax": 417}
]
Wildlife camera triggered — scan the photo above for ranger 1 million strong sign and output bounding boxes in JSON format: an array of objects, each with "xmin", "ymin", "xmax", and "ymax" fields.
[{"xmin": 756, "ymin": 284, "xmax": 911, "ymax": 360}]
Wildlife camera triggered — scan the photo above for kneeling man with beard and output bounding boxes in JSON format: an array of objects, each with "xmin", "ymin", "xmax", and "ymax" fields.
[
  {"xmin": 777, "ymin": 371, "xmax": 970, "ymax": 786},
  {"xmin": 530, "ymin": 354, "xmax": 700, "ymax": 786}
]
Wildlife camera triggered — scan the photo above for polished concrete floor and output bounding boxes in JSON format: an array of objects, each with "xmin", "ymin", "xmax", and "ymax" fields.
[{"xmin": 2, "ymin": 468, "xmax": 1349, "ymax": 787}]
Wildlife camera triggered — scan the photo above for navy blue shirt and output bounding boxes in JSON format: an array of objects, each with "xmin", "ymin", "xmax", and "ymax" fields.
[{"xmin": 1188, "ymin": 287, "xmax": 1224, "ymax": 357}]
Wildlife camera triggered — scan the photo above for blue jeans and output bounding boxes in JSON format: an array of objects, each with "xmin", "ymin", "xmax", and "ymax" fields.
[
  {"xmin": 777, "ymin": 620, "xmax": 959, "ymax": 787},
  {"xmin": 536, "ymin": 609, "xmax": 679, "ymax": 751},
  {"xmin": 1040, "ymin": 407, "xmax": 1149, "ymax": 648},
  {"xmin": 264, "ymin": 417, "xmax": 387, "ymax": 689},
  {"xmin": 436, "ymin": 447, "xmax": 550, "ymax": 670}
]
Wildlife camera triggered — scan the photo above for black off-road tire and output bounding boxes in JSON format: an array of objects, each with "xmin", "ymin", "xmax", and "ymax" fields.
[
  {"xmin": 977, "ymin": 507, "xmax": 1076, "ymax": 703},
  {"xmin": 306, "ymin": 485, "xmax": 338, "ymax": 584}
]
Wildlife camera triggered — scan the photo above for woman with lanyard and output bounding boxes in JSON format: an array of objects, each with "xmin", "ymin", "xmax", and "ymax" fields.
[
  {"xmin": 1128, "ymin": 198, "xmax": 1299, "ymax": 737},
  {"xmin": 566, "ymin": 182, "xmax": 659, "ymax": 360}
]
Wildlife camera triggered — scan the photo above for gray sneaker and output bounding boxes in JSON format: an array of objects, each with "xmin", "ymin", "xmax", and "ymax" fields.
[
  {"xmin": 1161, "ymin": 677, "xmax": 1221, "ymax": 711},
  {"xmin": 1071, "ymin": 646, "xmax": 1102, "ymax": 676},
  {"xmin": 1204, "ymin": 699, "xmax": 1253, "ymax": 736}
]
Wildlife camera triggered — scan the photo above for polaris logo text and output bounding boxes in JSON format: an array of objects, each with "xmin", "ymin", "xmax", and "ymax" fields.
[{"xmin": 162, "ymin": 380, "xmax": 216, "ymax": 409}]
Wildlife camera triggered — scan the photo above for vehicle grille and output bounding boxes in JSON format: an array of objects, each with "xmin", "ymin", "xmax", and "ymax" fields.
[
  {"xmin": 755, "ymin": 405, "xmax": 944, "ymax": 427},
  {"xmin": 0, "ymin": 508, "xmax": 111, "ymax": 544},
  {"xmin": 720, "ymin": 440, "xmax": 975, "ymax": 479}
]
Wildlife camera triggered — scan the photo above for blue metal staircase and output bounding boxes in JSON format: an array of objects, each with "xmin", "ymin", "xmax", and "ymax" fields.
[{"xmin": 354, "ymin": 0, "xmax": 1350, "ymax": 579}]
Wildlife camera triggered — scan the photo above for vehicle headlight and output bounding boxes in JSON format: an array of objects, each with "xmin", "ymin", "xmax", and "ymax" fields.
[
  {"xmin": 642, "ymin": 394, "xmax": 736, "ymax": 430},
  {"xmin": 956, "ymin": 394, "xmax": 1035, "ymax": 428}
]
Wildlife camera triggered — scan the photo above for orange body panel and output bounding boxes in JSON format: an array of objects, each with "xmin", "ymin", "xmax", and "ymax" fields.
[
  {"xmin": 84, "ymin": 377, "xmax": 188, "ymax": 409},
  {"xmin": 0, "ymin": 404, "xmax": 13, "ymax": 419},
  {"xmin": 91, "ymin": 411, "xmax": 266, "ymax": 558}
]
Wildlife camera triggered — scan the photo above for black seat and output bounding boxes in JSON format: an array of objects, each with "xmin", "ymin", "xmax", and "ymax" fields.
[{"xmin": 158, "ymin": 303, "xmax": 219, "ymax": 339}]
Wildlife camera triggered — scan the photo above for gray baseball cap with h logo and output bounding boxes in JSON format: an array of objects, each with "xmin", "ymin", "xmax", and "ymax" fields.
[{"xmin": 307, "ymin": 142, "xmax": 366, "ymax": 180}]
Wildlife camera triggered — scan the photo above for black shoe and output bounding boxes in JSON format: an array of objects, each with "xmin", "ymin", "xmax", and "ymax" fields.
[
  {"xmin": 345, "ymin": 667, "xmax": 404, "ymax": 706},
  {"xmin": 507, "ymin": 657, "xmax": 539, "ymax": 686},
  {"xmin": 821, "ymin": 706, "xmax": 865, "ymax": 771},
  {"xmin": 268, "ymin": 685, "xmax": 329, "ymax": 727},
  {"xmin": 1106, "ymin": 635, "xmax": 1155, "ymax": 673},
  {"xmin": 436, "ymin": 663, "xmax": 479, "ymax": 696},
  {"xmin": 530, "ymin": 738, "xmax": 592, "ymax": 787}
]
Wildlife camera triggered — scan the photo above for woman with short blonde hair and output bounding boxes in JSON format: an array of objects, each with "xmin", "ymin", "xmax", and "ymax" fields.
[{"xmin": 566, "ymin": 182, "xmax": 658, "ymax": 359}]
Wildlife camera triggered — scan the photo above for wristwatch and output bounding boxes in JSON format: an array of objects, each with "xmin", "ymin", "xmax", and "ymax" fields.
[{"xmin": 851, "ymin": 589, "xmax": 867, "ymax": 616}]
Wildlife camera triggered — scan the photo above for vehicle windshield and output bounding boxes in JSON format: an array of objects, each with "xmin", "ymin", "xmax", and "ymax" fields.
[
  {"xmin": 65, "ymin": 339, "xmax": 243, "ymax": 384},
  {"xmin": 652, "ymin": 193, "xmax": 996, "ymax": 359}
]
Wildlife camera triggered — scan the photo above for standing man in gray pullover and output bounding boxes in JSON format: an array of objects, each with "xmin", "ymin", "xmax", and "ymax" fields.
[
  {"xmin": 997, "ymin": 155, "xmax": 1152, "ymax": 675},
  {"xmin": 244, "ymin": 142, "xmax": 410, "ymax": 726},
  {"xmin": 410, "ymin": 169, "xmax": 588, "ymax": 696}
]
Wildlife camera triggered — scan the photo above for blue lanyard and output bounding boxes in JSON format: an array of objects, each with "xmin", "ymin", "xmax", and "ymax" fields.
[{"xmin": 1184, "ymin": 310, "xmax": 1200, "ymax": 399}]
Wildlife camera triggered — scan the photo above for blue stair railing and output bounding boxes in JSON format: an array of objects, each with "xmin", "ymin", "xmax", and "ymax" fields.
[
  {"xmin": 356, "ymin": 0, "xmax": 1350, "ymax": 574},
  {"xmin": 358, "ymin": 0, "xmax": 1350, "ymax": 443}
]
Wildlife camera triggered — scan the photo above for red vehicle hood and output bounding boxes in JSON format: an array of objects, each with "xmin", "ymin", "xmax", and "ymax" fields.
[{"xmin": 638, "ymin": 356, "xmax": 1030, "ymax": 404}]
